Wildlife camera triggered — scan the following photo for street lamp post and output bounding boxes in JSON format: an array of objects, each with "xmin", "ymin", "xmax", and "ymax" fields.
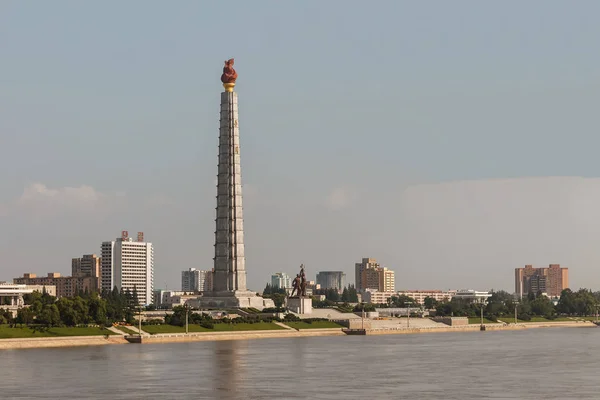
[
  {"xmin": 406, "ymin": 301, "xmax": 413, "ymax": 329},
  {"xmin": 185, "ymin": 303, "xmax": 189, "ymax": 334},
  {"xmin": 514, "ymin": 301, "xmax": 519, "ymax": 324},
  {"xmin": 138, "ymin": 306, "xmax": 143, "ymax": 337}
]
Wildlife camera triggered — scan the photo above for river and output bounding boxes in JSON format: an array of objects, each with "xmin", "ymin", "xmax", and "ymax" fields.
[{"xmin": 0, "ymin": 327, "xmax": 598, "ymax": 399}]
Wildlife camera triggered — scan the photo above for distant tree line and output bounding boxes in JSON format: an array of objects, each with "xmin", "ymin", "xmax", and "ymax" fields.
[
  {"xmin": 0, "ymin": 287, "xmax": 142, "ymax": 329},
  {"xmin": 434, "ymin": 289, "xmax": 600, "ymax": 320}
]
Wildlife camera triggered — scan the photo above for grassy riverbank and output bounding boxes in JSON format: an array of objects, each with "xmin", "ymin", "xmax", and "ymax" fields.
[
  {"xmin": 284, "ymin": 321, "xmax": 343, "ymax": 329},
  {"xmin": 142, "ymin": 322, "xmax": 285, "ymax": 334},
  {"xmin": 0, "ymin": 326, "xmax": 116, "ymax": 338}
]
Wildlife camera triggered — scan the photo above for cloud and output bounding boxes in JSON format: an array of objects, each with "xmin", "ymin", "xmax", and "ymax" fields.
[
  {"xmin": 0, "ymin": 183, "xmax": 126, "ymax": 221},
  {"xmin": 398, "ymin": 176, "xmax": 600, "ymax": 291},
  {"xmin": 325, "ymin": 186, "xmax": 358, "ymax": 211}
]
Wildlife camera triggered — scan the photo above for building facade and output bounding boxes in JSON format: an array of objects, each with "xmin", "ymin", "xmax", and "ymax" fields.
[
  {"xmin": 72, "ymin": 254, "xmax": 101, "ymax": 292},
  {"xmin": 316, "ymin": 271, "xmax": 346, "ymax": 292},
  {"xmin": 355, "ymin": 258, "xmax": 379, "ymax": 290},
  {"xmin": 181, "ymin": 268, "xmax": 213, "ymax": 292},
  {"xmin": 101, "ymin": 231, "xmax": 154, "ymax": 305},
  {"xmin": 0, "ymin": 283, "xmax": 57, "ymax": 308},
  {"xmin": 271, "ymin": 272, "xmax": 292, "ymax": 290},
  {"xmin": 453, "ymin": 290, "xmax": 492, "ymax": 303},
  {"xmin": 515, "ymin": 264, "xmax": 569, "ymax": 298},
  {"xmin": 361, "ymin": 289, "xmax": 395, "ymax": 305},
  {"xmin": 397, "ymin": 290, "xmax": 456, "ymax": 305},
  {"xmin": 14, "ymin": 273, "xmax": 93, "ymax": 298},
  {"xmin": 355, "ymin": 258, "xmax": 395, "ymax": 292}
]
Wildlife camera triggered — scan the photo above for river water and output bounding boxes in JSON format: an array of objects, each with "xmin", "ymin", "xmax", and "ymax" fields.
[{"xmin": 1, "ymin": 328, "xmax": 598, "ymax": 399}]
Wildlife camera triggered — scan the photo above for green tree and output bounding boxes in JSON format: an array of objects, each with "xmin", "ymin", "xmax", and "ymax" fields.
[
  {"xmin": 37, "ymin": 304, "xmax": 61, "ymax": 328},
  {"xmin": 271, "ymin": 293, "xmax": 286, "ymax": 308},
  {"xmin": 530, "ymin": 295, "xmax": 555, "ymax": 317},
  {"xmin": 348, "ymin": 285, "xmax": 359, "ymax": 302},
  {"xmin": 263, "ymin": 283, "xmax": 272, "ymax": 296},
  {"xmin": 15, "ymin": 307, "xmax": 34, "ymax": 326},
  {"xmin": 341, "ymin": 287, "xmax": 350, "ymax": 302},
  {"xmin": 423, "ymin": 296, "xmax": 438, "ymax": 309}
]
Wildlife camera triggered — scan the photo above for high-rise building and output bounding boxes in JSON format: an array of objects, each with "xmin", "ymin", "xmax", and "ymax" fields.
[
  {"xmin": 181, "ymin": 268, "xmax": 213, "ymax": 292},
  {"xmin": 379, "ymin": 267, "xmax": 395, "ymax": 293},
  {"xmin": 72, "ymin": 254, "xmax": 101, "ymax": 291},
  {"xmin": 271, "ymin": 272, "xmax": 292, "ymax": 290},
  {"xmin": 355, "ymin": 258, "xmax": 379, "ymax": 290},
  {"xmin": 316, "ymin": 271, "xmax": 346, "ymax": 292},
  {"xmin": 355, "ymin": 258, "xmax": 395, "ymax": 292},
  {"xmin": 101, "ymin": 231, "xmax": 154, "ymax": 305},
  {"xmin": 515, "ymin": 264, "xmax": 569, "ymax": 298}
]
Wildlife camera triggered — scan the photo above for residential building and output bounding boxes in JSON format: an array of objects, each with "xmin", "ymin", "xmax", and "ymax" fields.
[
  {"xmin": 316, "ymin": 271, "xmax": 346, "ymax": 292},
  {"xmin": 354, "ymin": 258, "xmax": 395, "ymax": 292},
  {"xmin": 14, "ymin": 273, "xmax": 94, "ymax": 298},
  {"xmin": 361, "ymin": 289, "xmax": 395, "ymax": 305},
  {"xmin": 379, "ymin": 268, "xmax": 395, "ymax": 292},
  {"xmin": 271, "ymin": 272, "xmax": 292, "ymax": 290},
  {"xmin": 181, "ymin": 268, "xmax": 214, "ymax": 292},
  {"xmin": 355, "ymin": 258, "xmax": 379, "ymax": 290},
  {"xmin": 397, "ymin": 290, "xmax": 456, "ymax": 305},
  {"xmin": 72, "ymin": 254, "xmax": 101, "ymax": 292},
  {"xmin": 101, "ymin": 231, "xmax": 154, "ymax": 305},
  {"xmin": 515, "ymin": 264, "xmax": 569, "ymax": 298}
]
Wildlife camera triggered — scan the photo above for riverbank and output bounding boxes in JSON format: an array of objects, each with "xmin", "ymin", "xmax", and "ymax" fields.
[
  {"xmin": 0, "ymin": 320, "xmax": 595, "ymax": 349},
  {"xmin": 367, "ymin": 320, "xmax": 596, "ymax": 335},
  {"xmin": 0, "ymin": 335, "xmax": 128, "ymax": 350}
]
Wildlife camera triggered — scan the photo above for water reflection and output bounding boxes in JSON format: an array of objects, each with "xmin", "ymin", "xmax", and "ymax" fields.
[{"xmin": 211, "ymin": 340, "xmax": 247, "ymax": 399}]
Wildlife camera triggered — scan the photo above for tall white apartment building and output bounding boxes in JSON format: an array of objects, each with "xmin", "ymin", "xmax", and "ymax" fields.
[
  {"xmin": 181, "ymin": 268, "xmax": 213, "ymax": 292},
  {"xmin": 271, "ymin": 272, "xmax": 292, "ymax": 290},
  {"xmin": 101, "ymin": 231, "xmax": 154, "ymax": 305}
]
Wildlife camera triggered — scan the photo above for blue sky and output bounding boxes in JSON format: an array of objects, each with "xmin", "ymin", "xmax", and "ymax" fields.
[{"xmin": 1, "ymin": 1, "xmax": 600, "ymax": 292}]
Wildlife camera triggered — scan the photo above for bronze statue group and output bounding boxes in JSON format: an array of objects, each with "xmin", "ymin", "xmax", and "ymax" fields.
[{"xmin": 290, "ymin": 264, "xmax": 307, "ymax": 297}]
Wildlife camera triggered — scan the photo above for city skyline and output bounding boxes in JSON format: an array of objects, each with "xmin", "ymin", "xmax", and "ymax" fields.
[{"xmin": 2, "ymin": 2, "xmax": 600, "ymax": 292}]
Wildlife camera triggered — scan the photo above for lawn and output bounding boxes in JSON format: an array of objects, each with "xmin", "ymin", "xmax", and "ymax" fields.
[
  {"xmin": 468, "ymin": 318, "xmax": 500, "ymax": 324},
  {"xmin": 115, "ymin": 326, "xmax": 138, "ymax": 335},
  {"xmin": 142, "ymin": 322, "xmax": 285, "ymax": 335},
  {"xmin": 498, "ymin": 317, "xmax": 575, "ymax": 324},
  {"xmin": 284, "ymin": 321, "xmax": 344, "ymax": 329},
  {"xmin": 0, "ymin": 326, "xmax": 116, "ymax": 339}
]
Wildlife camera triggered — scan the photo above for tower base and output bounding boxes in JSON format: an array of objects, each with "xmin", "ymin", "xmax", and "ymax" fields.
[
  {"xmin": 190, "ymin": 292, "xmax": 274, "ymax": 310},
  {"xmin": 287, "ymin": 296, "xmax": 312, "ymax": 315}
]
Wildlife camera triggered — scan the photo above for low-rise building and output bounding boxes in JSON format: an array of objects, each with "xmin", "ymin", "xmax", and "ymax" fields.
[
  {"xmin": 397, "ymin": 290, "xmax": 456, "ymax": 305},
  {"xmin": 453, "ymin": 289, "xmax": 492, "ymax": 303},
  {"xmin": 361, "ymin": 289, "xmax": 395, "ymax": 305},
  {"xmin": 14, "ymin": 273, "xmax": 96, "ymax": 298},
  {"xmin": 0, "ymin": 283, "xmax": 57, "ymax": 308}
]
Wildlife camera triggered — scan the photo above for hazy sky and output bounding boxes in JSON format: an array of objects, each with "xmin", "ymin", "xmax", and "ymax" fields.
[{"xmin": 2, "ymin": 1, "xmax": 600, "ymax": 293}]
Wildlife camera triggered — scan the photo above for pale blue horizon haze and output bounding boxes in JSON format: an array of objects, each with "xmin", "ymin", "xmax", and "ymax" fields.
[{"xmin": 2, "ymin": 1, "xmax": 600, "ymax": 294}]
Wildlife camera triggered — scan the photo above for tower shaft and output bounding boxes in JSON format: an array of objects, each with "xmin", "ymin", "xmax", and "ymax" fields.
[{"xmin": 213, "ymin": 90, "xmax": 247, "ymax": 293}]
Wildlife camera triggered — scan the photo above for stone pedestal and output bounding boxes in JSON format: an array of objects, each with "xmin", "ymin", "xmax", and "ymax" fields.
[
  {"xmin": 287, "ymin": 297, "xmax": 312, "ymax": 315},
  {"xmin": 190, "ymin": 293, "xmax": 274, "ymax": 310}
]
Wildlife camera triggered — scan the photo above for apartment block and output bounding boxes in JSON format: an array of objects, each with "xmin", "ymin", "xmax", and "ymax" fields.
[
  {"xmin": 271, "ymin": 272, "xmax": 292, "ymax": 290},
  {"xmin": 181, "ymin": 268, "xmax": 213, "ymax": 292},
  {"xmin": 101, "ymin": 231, "xmax": 154, "ymax": 305},
  {"xmin": 14, "ymin": 273, "xmax": 95, "ymax": 298},
  {"xmin": 397, "ymin": 290, "xmax": 456, "ymax": 305},
  {"xmin": 72, "ymin": 254, "xmax": 101, "ymax": 292},
  {"xmin": 355, "ymin": 258, "xmax": 395, "ymax": 292},
  {"xmin": 515, "ymin": 264, "xmax": 569, "ymax": 298}
]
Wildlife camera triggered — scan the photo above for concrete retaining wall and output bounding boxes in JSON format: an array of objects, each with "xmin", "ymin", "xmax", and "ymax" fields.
[{"xmin": 0, "ymin": 335, "xmax": 128, "ymax": 350}]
